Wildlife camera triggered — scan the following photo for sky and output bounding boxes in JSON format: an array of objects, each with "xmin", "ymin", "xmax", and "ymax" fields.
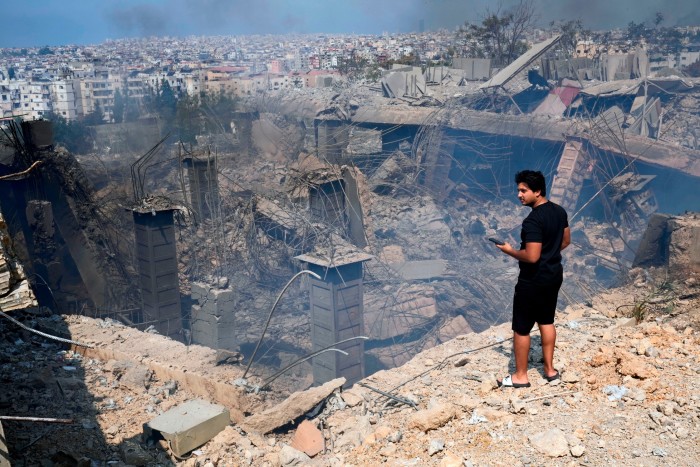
[{"xmin": 1, "ymin": 0, "xmax": 698, "ymax": 48}]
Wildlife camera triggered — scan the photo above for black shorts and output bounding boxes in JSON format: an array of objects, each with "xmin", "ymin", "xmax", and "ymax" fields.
[{"xmin": 512, "ymin": 278, "xmax": 563, "ymax": 335}]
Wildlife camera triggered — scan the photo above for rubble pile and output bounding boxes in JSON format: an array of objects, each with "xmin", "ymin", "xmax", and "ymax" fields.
[{"xmin": 1, "ymin": 258, "xmax": 698, "ymax": 465}]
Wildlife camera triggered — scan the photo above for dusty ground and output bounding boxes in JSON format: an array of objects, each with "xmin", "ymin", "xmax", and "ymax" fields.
[{"xmin": 1, "ymin": 264, "xmax": 698, "ymax": 466}]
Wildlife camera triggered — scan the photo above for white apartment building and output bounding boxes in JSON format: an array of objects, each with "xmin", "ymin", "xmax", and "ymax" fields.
[
  {"xmin": 18, "ymin": 81, "xmax": 52, "ymax": 120},
  {"xmin": 50, "ymin": 79, "xmax": 80, "ymax": 120},
  {"xmin": 0, "ymin": 84, "xmax": 18, "ymax": 118},
  {"xmin": 78, "ymin": 73, "xmax": 122, "ymax": 121}
]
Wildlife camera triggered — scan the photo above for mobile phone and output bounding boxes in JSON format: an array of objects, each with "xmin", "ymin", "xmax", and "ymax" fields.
[{"xmin": 488, "ymin": 237, "xmax": 505, "ymax": 245}]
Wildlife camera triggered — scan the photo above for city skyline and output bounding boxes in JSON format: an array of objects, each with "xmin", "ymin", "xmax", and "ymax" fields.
[{"xmin": 2, "ymin": 0, "xmax": 699, "ymax": 48}]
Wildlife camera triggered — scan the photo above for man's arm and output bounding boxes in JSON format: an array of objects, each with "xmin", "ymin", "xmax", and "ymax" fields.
[
  {"xmin": 561, "ymin": 227, "xmax": 571, "ymax": 251},
  {"xmin": 497, "ymin": 241, "xmax": 542, "ymax": 263}
]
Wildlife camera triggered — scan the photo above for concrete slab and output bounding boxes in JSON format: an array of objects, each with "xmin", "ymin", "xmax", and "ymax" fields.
[{"xmin": 144, "ymin": 399, "xmax": 230, "ymax": 457}]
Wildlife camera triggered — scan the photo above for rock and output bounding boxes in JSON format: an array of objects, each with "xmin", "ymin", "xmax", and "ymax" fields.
[
  {"xmin": 387, "ymin": 431, "xmax": 403, "ymax": 443},
  {"xmin": 510, "ymin": 398, "xmax": 526, "ymax": 414},
  {"xmin": 408, "ymin": 403, "xmax": 457, "ymax": 432},
  {"xmin": 453, "ymin": 356, "xmax": 470, "ymax": 367},
  {"xmin": 676, "ymin": 427, "xmax": 689, "ymax": 439},
  {"xmin": 373, "ymin": 425, "xmax": 393, "ymax": 441},
  {"xmin": 562, "ymin": 371, "xmax": 580, "ymax": 383},
  {"xmin": 635, "ymin": 339, "xmax": 651, "ymax": 355},
  {"xmin": 648, "ymin": 410, "xmax": 664, "ymax": 425},
  {"xmin": 658, "ymin": 402, "xmax": 675, "ymax": 416},
  {"xmin": 440, "ymin": 451, "xmax": 464, "ymax": 467},
  {"xmin": 651, "ymin": 447, "xmax": 668, "ymax": 457},
  {"xmin": 120, "ymin": 440, "xmax": 153, "ymax": 466},
  {"xmin": 570, "ymin": 445, "xmax": 585, "ymax": 457},
  {"xmin": 119, "ymin": 365, "xmax": 151, "ymax": 391},
  {"xmin": 340, "ymin": 390, "xmax": 363, "ymax": 407},
  {"xmin": 615, "ymin": 350, "xmax": 657, "ymax": 379},
  {"xmin": 529, "ymin": 428, "xmax": 569, "ymax": 457},
  {"xmin": 215, "ymin": 349, "xmax": 243, "ymax": 365},
  {"xmin": 625, "ymin": 387, "xmax": 646, "ymax": 402},
  {"xmin": 278, "ymin": 444, "xmax": 311, "ymax": 466},
  {"xmin": 428, "ymin": 439, "xmax": 445, "ymax": 456}
]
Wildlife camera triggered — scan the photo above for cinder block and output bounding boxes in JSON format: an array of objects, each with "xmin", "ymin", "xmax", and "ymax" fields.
[
  {"xmin": 210, "ymin": 289, "xmax": 234, "ymax": 302},
  {"xmin": 144, "ymin": 399, "xmax": 230, "ymax": 457},
  {"xmin": 191, "ymin": 283, "xmax": 209, "ymax": 302}
]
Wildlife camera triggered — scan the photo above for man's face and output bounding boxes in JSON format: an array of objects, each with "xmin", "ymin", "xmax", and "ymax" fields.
[{"xmin": 517, "ymin": 182, "xmax": 540, "ymax": 207}]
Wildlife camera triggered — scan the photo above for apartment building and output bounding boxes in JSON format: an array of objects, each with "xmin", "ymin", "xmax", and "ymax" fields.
[
  {"xmin": 18, "ymin": 81, "xmax": 52, "ymax": 120},
  {"xmin": 50, "ymin": 79, "xmax": 80, "ymax": 120}
]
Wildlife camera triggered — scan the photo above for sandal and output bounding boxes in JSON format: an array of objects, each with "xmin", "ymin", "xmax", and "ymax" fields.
[
  {"xmin": 499, "ymin": 374, "xmax": 531, "ymax": 388},
  {"xmin": 544, "ymin": 370, "xmax": 560, "ymax": 382}
]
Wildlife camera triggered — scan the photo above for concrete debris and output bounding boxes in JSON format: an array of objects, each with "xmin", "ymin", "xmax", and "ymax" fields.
[
  {"xmin": 243, "ymin": 377, "xmax": 345, "ymax": 434},
  {"xmin": 529, "ymin": 428, "xmax": 570, "ymax": 457},
  {"xmin": 290, "ymin": 419, "xmax": 325, "ymax": 457},
  {"xmin": 0, "ymin": 212, "xmax": 37, "ymax": 311},
  {"xmin": 143, "ymin": 399, "xmax": 230, "ymax": 457}
]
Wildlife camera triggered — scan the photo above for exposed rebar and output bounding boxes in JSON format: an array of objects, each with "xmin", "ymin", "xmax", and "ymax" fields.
[
  {"xmin": 241, "ymin": 269, "xmax": 321, "ymax": 380},
  {"xmin": 260, "ymin": 335, "xmax": 369, "ymax": 389}
]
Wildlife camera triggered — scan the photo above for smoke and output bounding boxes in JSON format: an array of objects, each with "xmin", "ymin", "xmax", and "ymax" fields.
[
  {"xmin": 107, "ymin": 4, "xmax": 170, "ymax": 37},
  {"xmin": 98, "ymin": 0, "xmax": 700, "ymax": 39},
  {"xmin": 537, "ymin": 0, "xmax": 700, "ymax": 30}
]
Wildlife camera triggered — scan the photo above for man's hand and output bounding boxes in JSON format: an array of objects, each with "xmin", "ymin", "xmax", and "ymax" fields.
[{"xmin": 497, "ymin": 241, "xmax": 541, "ymax": 263}]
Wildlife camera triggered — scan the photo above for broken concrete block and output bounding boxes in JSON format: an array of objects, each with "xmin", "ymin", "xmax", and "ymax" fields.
[
  {"xmin": 243, "ymin": 378, "xmax": 345, "ymax": 434},
  {"xmin": 143, "ymin": 399, "xmax": 230, "ymax": 457},
  {"xmin": 290, "ymin": 420, "xmax": 324, "ymax": 457}
]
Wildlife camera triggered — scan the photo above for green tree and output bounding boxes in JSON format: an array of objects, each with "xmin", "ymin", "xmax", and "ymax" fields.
[
  {"xmin": 457, "ymin": 0, "xmax": 536, "ymax": 63},
  {"xmin": 112, "ymin": 89, "xmax": 125, "ymax": 124},
  {"xmin": 46, "ymin": 112, "xmax": 93, "ymax": 154},
  {"xmin": 124, "ymin": 92, "xmax": 140, "ymax": 122},
  {"xmin": 156, "ymin": 79, "xmax": 177, "ymax": 120},
  {"xmin": 626, "ymin": 21, "xmax": 647, "ymax": 41},
  {"xmin": 38, "ymin": 46, "xmax": 53, "ymax": 55},
  {"xmin": 550, "ymin": 19, "xmax": 590, "ymax": 56},
  {"xmin": 83, "ymin": 103, "xmax": 105, "ymax": 126}
]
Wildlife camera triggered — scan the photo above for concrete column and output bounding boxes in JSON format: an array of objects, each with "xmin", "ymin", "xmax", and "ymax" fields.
[
  {"xmin": 184, "ymin": 156, "xmax": 220, "ymax": 223},
  {"xmin": 189, "ymin": 279, "xmax": 237, "ymax": 350},
  {"xmin": 315, "ymin": 120, "xmax": 349, "ymax": 164},
  {"xmin": 421, "ymin": 129, "xmax": 455, "ymax": 202},
  {"xmin": 302, "ymin": 118, "xmax": 316, "ymax": 152},
  {"xmin": 132, "ymin": 209, "xmax": 182, "ymax": 337},
  {"xmin": 296, "ymin": 252, "xmax": 372, "ymax": 387},
  {"xmin": 232, "ymin": 111, "xmax": 257, "ymax": 156}
]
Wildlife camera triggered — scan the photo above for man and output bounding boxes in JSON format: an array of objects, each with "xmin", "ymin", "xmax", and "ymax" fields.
[{"xmin": 494, "ymin": 170, "xmax": 570, "ymax": 388}]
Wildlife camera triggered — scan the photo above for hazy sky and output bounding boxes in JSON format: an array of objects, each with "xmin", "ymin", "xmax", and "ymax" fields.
[{"xmin": 1, "ymin": 0, "xmax": 697, "ymax": 48}]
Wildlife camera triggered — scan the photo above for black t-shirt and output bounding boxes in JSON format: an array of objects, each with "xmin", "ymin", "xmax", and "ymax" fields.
[{"xmin": 518, "ymin": 201, "xmax": 568, "ymax": 285}]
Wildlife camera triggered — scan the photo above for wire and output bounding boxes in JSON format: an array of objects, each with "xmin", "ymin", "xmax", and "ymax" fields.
[
  {"xmin": 241, "ymin": 269, "xmax": 321, "ymax": 380},
  {"xmin": 0, "ymin": 311, "xmax": 94, "ymax": 348}
]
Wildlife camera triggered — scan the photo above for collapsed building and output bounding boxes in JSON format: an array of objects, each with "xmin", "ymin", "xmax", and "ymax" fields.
[{"xmin": 1, "ymin": 34, "xmax": 699, "ymax": 463}]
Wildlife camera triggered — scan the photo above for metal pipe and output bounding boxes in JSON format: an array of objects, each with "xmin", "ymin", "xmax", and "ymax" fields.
[
  {"xmin": 0, "ymin": 311, "xmax": 93, "ymax": 348},
  {"xmin": 357, "ymin": 382, "xmax": 417, "ymax": 410},
  {"xmin": 0, "ymin": 416, "xmax": 73, "ymax": 424}
]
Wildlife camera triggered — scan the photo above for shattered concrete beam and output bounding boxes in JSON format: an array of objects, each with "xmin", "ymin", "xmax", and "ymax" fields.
[{"xmin": 351, "ymin": 106, "xmax": 700, "ymax": 177}]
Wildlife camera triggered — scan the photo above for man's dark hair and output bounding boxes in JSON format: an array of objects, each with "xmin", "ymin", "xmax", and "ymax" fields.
[{"xmin": 515, "ymin": 170, "xmax": 546, "ymax": 197}]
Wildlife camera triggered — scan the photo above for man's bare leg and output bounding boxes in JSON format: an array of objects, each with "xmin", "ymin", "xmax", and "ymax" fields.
[
  {"xmin": 538, "ymin": 323, "xmax": 557, "ymax": 378},
  {"xmin": 512, "ymin": 331, "xmax": 531, "ymax": 384}
]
